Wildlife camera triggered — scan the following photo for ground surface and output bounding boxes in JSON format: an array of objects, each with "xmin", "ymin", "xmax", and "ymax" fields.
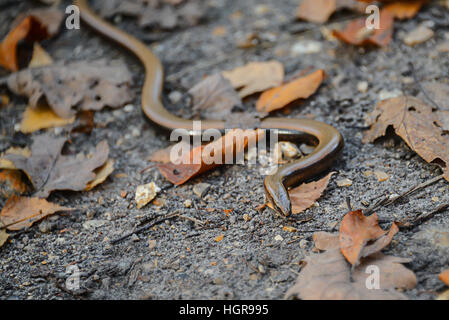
[{"xmin": 0, "ymin": 0, "xmax": 448, "ymax": 300}]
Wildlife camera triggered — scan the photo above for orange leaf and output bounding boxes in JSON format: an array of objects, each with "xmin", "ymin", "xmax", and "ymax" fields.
[
  {"xmin": 157, "ymin": 129, "xmax": 264, "ymax": 185},
  {"xmin": 0, "ymin": 17, "xmax": 32, "ymax": 71},
  {"xmin": 256, "ymin": 69, "xmax": 325, "ymax": 113},
  {"xmin": 332, "ymin": 9, "xmax": 394, "ymax": 47},
  {"xmin": 384, "ymin": 0, "xmax": 429, "ymax": 20},
  {"xmin": 339, "ymin": 210, "xmax": 399, "ymax": 266},
  {"xmin": 214, "ymin": 234, "xmax": 224, "ymax": 242},
  {"xmin": 0, "ymin": 195, "xmax": 74, "ymax": 231},
  {"xmin": 440, "ymin": 269, "xmax": 449, "ymax": 287},
  {"xmin": 0, "ymin": 9, "xmax": 63, "ymax": 71}
]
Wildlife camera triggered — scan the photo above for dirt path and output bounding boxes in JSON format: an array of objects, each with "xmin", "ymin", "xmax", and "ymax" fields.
[{"xmin": 0, "ymin": 0, "xmax": 448, "ymax": 299}]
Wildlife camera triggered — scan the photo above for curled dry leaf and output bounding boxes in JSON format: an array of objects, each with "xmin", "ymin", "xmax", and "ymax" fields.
[
  {"xmin": 0, "ymin": 147, "xmax": 31, "ymax": 170},
  {"xmin": 85, "ymin": 159, "xmax": 115, "ymax": 191},
  {"xmin": 267, "ymin": 172, "xmax": 334, "ymax": 214},
  {"xmin": 339, "ymin": 210, "xmax": 399, "ymax": 267},
  {"xmin": 0, "ymin": 8, "xmax": 63, "ymax": 71},
  {"xmin": 297, "ymin": 0, "xmax": 367, "ymax": 24},
  {"xmin": 188, "ymin": 73, "xmax": 241, "ymax": 121},
  {"xmin": 332, "ymin": 9, "xmax": 394, "ymax": 47},
  {"xmin": 0, "ymin": 195, "xmax": 74, "ymax": 231},
  {"xmin": 285, "ymin": 232, "xmax": 416, "ymax": 300},
  {"xmin": 5, "ymin": 59, "xmax": 134, "ymax": 119},
  {"xmin": 157, "ymin": 129, "xmax": 264, "ymax": 185},
  {"xmin": 4, "ymin": 134, "xmax": 110, "ymax": 198},
  {"xmin": 28, "ymin": 43, "xmax": 53, "ymax": 68},
  {"xmin": 363, "ymin": 96, "xmax": 449, "ymax": 182},
  {"xmin": 256, "ymin": 69, "xmax": 325, "ymax": 113},
  {"xmin": 222, "ymin": 61, "xmax": 284, "ymax": 98}
]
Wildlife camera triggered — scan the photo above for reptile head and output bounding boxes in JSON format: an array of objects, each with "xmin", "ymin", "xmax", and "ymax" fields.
[{"xmin": 264, "ymin": 175, "xmax": 291, "ymax": 216}]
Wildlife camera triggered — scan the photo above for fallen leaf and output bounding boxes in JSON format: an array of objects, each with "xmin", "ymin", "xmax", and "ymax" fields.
[
  {"xmin": 285, "ymin": 242, "xmax": 416, "ymax": 299},
  {"xmin": 0, "ymin": 169, "xmax": 29, "ymax": 198},
  {"xmin": 0, "ymin": 229, "xmax": 9, "ymax": 248},
  {"xmin": 269, "ymin": 172, "xmax": 334, "ymax": 214},
  {"xmin": 99, "ymin": 0, "xmax": 205, "ymax": 30},
  {"xmin": 440, "ymin": 269, "xmax": 449, "ymax": 286},
  {"xmin": 403, "ymin": 24, "xmax": 434, "ymax": 46},
  {"xmin": 222, "ymin": 61, "xmax": 284, "ymax": 98},
  {"xmin": 256, "ymin": 69, "xmax": 325, "ymax": 113},
  {"xmin": 20, "ymin": 102, "xmax": 75, "ymax": 133},
  {"xmin": 0, "ymin": 8, "xmax": 63, "ymax": 71},
  {"xmin": 5, "ymin": 134, "xmax": 110, "ymax": 197},
  {"xmin": 0, "ymin": 195, "xmax": 74, "ymax": 231},
  {"xmin": 339, "ymin": 210, "xmax": 399, "ymax": 266},
  {"xmin": 157, "ymin": 129, "xmax": 264, "ymax": 185},
  {"xmin": 188, "ymin": 73, "xmax": 241, "ymax": 121},
  {"xmin": 135, "ymin": 182, "xmax": 160, "ymax": 209},
  {"xmin": 374, "ymin": 170, "xmax": 389, "ymax": 182},
  {"xmin": 363, "ymin": 96, "xmax": 449, "ymax": 182},
  {"xmin": 215, "ymin": 234, "xmax": 224, "ymax": 242},
  {"xmin": 0, "ymin": 147, "xmax": 31, "ymax": 170},
  {"xmin": 148, "ymin": 141, "xmax": 190, "ymax": 163},
  {"xmin": 384, "ymin": 0, "xmax": 429, "ymax": 20},
  {"xmin": 332, "ymin": 9, "xmax": 394, "ymax": 47},
  {"xmin": 297, "ymin": 0, "xmax": 367, "ymax": 23},
  {"xmin": 28, "ymin": 43, "xmax": 53, "ymax": 68},
  {"xmin": 5, "ymin": 59, "xmax": 134, "ymax": 118},
  {"xmin": 85, "ymin": 159, "xmax": 114, "ymax": 191}
]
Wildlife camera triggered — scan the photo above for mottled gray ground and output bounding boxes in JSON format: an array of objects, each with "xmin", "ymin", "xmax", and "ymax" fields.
[{"xmin": 0, "ymin": 0, "xmax": 448, "ymax": 300}]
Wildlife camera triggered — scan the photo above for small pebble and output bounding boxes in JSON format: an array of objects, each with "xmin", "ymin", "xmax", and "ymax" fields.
[
  {"xmin": 193, "ymin": 183, "xmax": 211, "ymax": 198},
  {"xmin": 274, "ymin": 235, "xmax": 283, "ymax": 242},
  {"xmin": 404, "ymin": 25, "xmax": 434, "ymax": 46},
  {"xmin": 123, "ymin": 104, "xmax": 134, "ymax": 112},
  {"xmin": 299, "ymin": 239, "xmax": 309, "ymax": 249},
  {"xmin": 336, "ymin": 178, "xmax": 353, "ymax": 187},
  {"xmin": 184, "ymin": 199, "xmax": 192, "ymax": 208},
  {"xmin": 357, "ymin": 81, "xmax": 368, "ymax": 93}
]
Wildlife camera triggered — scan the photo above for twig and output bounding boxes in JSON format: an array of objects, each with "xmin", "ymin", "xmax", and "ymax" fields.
[
  {"xmin": 110, "ymin": 212, "xmax": 179, "ymax": 244},
  {"xmin": 364, "ymin": 174, "xmax": 444, "ymax": 215},
  {"xmin": 177, "ymin": 214, "xmax": 205, "ymax": 226},
  {"xmin": 397, "ymin": 203, "xmax": 449, "ymax": 230}
]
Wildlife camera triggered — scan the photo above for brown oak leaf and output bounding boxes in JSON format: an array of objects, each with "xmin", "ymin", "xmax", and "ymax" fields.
[
  {"xmin": 339, "ymin": 210, "xmax": 399, "ymax": 266},
  {"xmin": 297, "ymin": 0, "xmax": 368, "ymax": 24},
  {"xmin": 5, "ymin": 134, "xmax": 110, "ymax": 198},
  {"xmin": 0, "ymin": 195, "xmax": 74, "ymax": 231},
  {"xmin": 5, "ymin": 59, "xmax": 134, "ymax": 118},
  {"xmin": 285, "ymin": 232, "xmax": 416, "ymax": 300},
  {"xmin": 363, "ymin": 96, "xmax": 449, "ymax": 182}
]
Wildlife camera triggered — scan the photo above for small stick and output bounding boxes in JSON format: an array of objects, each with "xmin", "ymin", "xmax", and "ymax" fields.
[
  {"xmin": 397, "ymin": 203, "xmax": 449, "ymax": 230},
  {"xmin": 110, "ymin": 212, "xmax": 178, "ymax": 244},
  {"xmin": 364, "ymin": 174, "xmax": 444, "ymax": 215}
]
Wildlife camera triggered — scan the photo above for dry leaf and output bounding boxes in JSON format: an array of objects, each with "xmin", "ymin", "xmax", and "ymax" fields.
[
  {"xmin": 268, "ymin": 172, "xmax": 334, "ymax": 214},
  {"xmin": 384, "ymin": 0, "xmax": 429, "ymax": 20},
  {"xmin": 28, "ymin": 43, "xmax": 53, "ymax": 68},
  {"xmin": 0, "ymin": 169, "xmax": 29, "ymax": 198},
  {"xmin": 0, "ymin": 195, "xmax": 74, "ymax": 230},
  {"xmin": 285, "ymin": 245, "xmax": 416, "ymax": 299},
  {"xmin": 148, "ymin": 141, "xmax": 191, "ymax": 163},
  {"xmin": 440, "ymin": 269, "xmax": 449, "ymax": 286},
  {"xmin": 363, "ymin": 96, "xmax": 449, "ymax": 182},
  {"xmin": 0, "ymin": 229, "xmax": 9, "ymax": 248},
  {"xmin": 256, "ymin": 69, "xmax": 325, "ymax": 113},
  {"xmin": 5, "ymin": 59, "xmax": 134, "ymax": 118},
  {"xmin": 222, "ymin": 61, "xmax": 284, "ymax": 98},
  {"xmin": 214, "ymin": 234, "xmax": 224, "ymax": 242},
  {"xmin": 20, "ymin": 102, "xmax": 75, "ymax": 133},
  {"xmin": 157, "ymin": 129, "xmax": 264, "ymax": 185},
  {"xmin": 339, "ymin": 210, "xmax": 399, "ymax": 266},
  {"xmin": 0, "ymin": 147, "xmax": 31, "ymax": 170},
  {"xmin": 297, "ymin": 0, "xmax": 367, "ymax": 23},
  {"xmin": 188, "ymin": 73, "xmax": 241, "ymax": 121},
  {"xmin": 0, "ymin": 8, "xmax": 63, "ymax": 71},
  {"xmin": 5, "ymin": 134, "xmax": 109, "ymax": 197},
  {"xmin": 333, "ymin": 9, "xmax": 394, "ymax": 47},
  {"xmin": 85, "ymin": 159, "xmax": 114, "ymax": 191},
  {"xmin": 98, "ymin": 0, "xmax": 205, "ymax": 30}
]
